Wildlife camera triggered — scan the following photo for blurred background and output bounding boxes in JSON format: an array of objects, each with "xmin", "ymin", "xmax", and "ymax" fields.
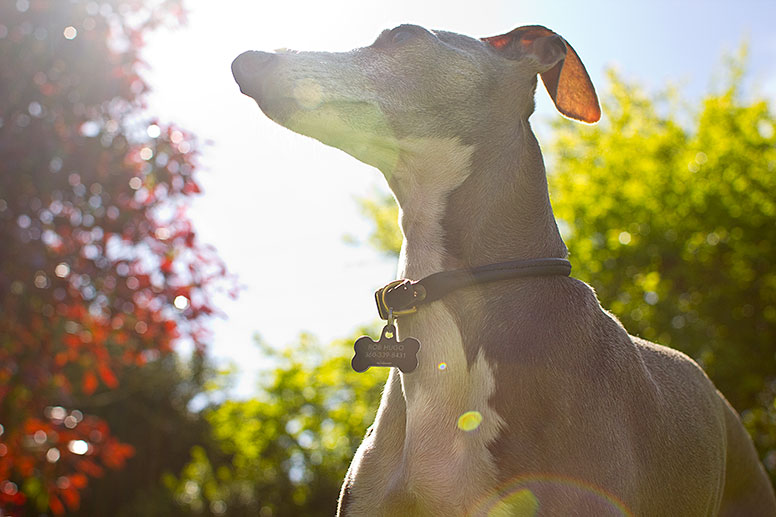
[{"xmin": 1, "ymin": 0, "xmax": 774, "ymax": 515}]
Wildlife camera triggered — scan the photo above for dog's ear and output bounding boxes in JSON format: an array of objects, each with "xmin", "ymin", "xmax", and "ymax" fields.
[{"xmin": 482, "ymin": 25, "xmax": 600, "ymax": 124}]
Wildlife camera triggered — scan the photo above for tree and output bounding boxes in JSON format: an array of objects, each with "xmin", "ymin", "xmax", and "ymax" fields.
[
  {"xmin": 165, "ymin": 332, "xmax": 387, "ymax": 516},
  {"xmin": 548, "ymin": 63, "xmax": 776, "ymax": 483},
  {"xmin": 351, "ymin": 192, "xmax": 402, "ymax": 258},
  {"xmin": 69, "ymin": 354, "xmax": 218, "ymax": 517},
  {"xmin": 0, "ymin": 1, "xmax": 229, "ymax": 514}
]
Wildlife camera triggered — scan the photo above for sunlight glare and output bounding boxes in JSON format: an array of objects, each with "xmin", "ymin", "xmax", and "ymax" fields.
[
  {"xmin": 174, "ymin": 295, "xmax": 190, "ymax": 310},
  {"xmin": 68, "ymin": 440, "xmax": 89, "ymax": 455},
  {"xmin": 457, "ymin": 410, "xmax": 483, "ymax": 432}
]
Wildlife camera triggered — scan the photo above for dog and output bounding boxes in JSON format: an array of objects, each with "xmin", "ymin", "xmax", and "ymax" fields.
[{"xmin": 232, "ymin": 23, "xmax": 776, "ymax": 516}]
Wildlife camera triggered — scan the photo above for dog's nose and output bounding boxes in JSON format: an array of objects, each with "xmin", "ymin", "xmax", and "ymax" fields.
[{"xmin": 231, "ymin": 50, "xmax": 275, "ymax": 85}]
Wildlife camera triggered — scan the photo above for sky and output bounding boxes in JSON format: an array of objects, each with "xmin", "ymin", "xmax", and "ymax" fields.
[{"xmin": 143, "ymin": 0, "xmax": 776, "ymax": 396}]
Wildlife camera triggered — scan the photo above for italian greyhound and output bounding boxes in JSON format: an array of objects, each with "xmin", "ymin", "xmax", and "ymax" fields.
[{"xmin": 232, "ymin": 24, "xmax": 776, "ymax": 516}]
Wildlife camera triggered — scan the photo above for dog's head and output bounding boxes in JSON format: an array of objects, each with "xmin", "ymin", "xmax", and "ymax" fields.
[{"xmin": 232, "ymin": 24, "xmax": 599, "ymax": 174}]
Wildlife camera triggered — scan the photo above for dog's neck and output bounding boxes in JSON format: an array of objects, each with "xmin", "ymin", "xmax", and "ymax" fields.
[
  {"xmin": 388, "ymin": 121, "xmax": 566, "ymax": 281},
  {"xmin": 370, "ymin": 122, "xmax": 567, "ymax": 509}
]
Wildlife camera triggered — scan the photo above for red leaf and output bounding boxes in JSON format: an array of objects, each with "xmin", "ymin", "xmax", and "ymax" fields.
[
  {"xmin": 114, "ymin": 330, "xmax": 129, "ymax": 345},
  {"xmin": 64, "ymin": 334, "xmax": 81, "ymax": 347},
  {"xmin": 69, "ymin": 474, "xmax": 88, "ymax": 489},
  {"xmin": 97, "ymin": 364, "xmax": 118, "ymax": 389},
  {"xmin": 49, "ymin": 493, "xmax": 65, "ymax": 515},
  {"xmin": 182, "ymin": 180, "xmax": 201, "ymax": 194},
  {"xmin": 54, "ymin": 352, "xmax": 69, "ymax": 367},
  {"xmin": 59, "ymin": 486, "xmax": 80, "ymax": 510},
  {"xmin": 82, "ymin": 371, "xmax": 98, "ymax": 395},
  {"xmin": 76, "ymin": 459, "xmax": 104, "ymax": 477}
]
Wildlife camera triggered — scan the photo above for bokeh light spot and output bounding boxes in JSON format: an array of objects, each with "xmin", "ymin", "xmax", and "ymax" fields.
[
  {"xmin": 757, "ymin": 120, "xmax": 775, "ymax": 139},
  {"xmin": 68, "ymin": 440, "xmax": 89, "ymax": 455},
  {"xmin": 28, "ymin": 101, "xmax": 42, "ymax": 117},
  {"xmin": 126, "ymin": 276, "xmax": 139, "ymax": 290},
  {"xmin": 54, "ymin": 262, "xmax": 70, "ymax": 278},
  {"xmin": 33, "ymin": 430, "xmax": 47, "ymax": 444},
  {"xmin": 457, "ymin": 410, "xmax": 483, "ymax": 432},
  {"xmin": 64, "ymin": 415, "xmax": 78, "ymax": 429},
  {"xmin": 174, "ymin": 295, "xmax": 189, "ymax": 310},
  {"xmin": 80, "ymin": 120, "xmax": 99, "ymax": 137},
  {"xmin": 147, "ymin": 124, "xmax": 161, "ymax": 138},
  {"xmin": 34, "ymin": 271, "xmax": 49, "ymax": 289},
  {"xmin": 488, "ymin": 489, "xmax": 539, "ymax": 517},
  {"xmin": 46, "ymin": 448, "xmax": 61, "ymax": 463},
  {"xmin": 63, "ymin": 26, "xmax": 77, "ymax": 40},
  {"xmin": 46, "ymin": 405, "xmax": 67, "ymax": 421},
  {"xmin": 1, "ymin": 481, "xmax": 18, "ymax": 496}
]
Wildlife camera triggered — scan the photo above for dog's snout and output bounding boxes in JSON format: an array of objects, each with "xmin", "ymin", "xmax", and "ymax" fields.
[{"xmin": 231, "ymin": 51, "xmax": 275, "ymax": 93}]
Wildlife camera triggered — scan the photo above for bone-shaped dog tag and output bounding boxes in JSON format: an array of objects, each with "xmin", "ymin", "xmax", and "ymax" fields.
[{"xmin": 352, "ymin": 324, "xmax": 420, "ymax": 373}]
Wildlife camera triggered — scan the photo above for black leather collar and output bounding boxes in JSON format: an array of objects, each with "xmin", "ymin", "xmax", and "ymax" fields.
[{"xmin": 375, "ymin": 257, "xmax": 572, "ymax": 320}]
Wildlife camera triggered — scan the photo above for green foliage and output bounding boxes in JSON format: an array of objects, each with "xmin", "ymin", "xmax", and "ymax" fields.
[
  {"xmin": 166, "ymin": 331, "xmax": 387, "ymax": 516},
  {"xmin": 356, "ymin": 192, "xmax": 402, "ymax": 257},
  {"xmin": 548, "ymin": 66, "xmax": 776, "ymax": 480}
]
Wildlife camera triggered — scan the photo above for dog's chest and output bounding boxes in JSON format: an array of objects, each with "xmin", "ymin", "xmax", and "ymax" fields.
[{"xmin": 347, "ymin": 304, "xmax": 504, "ymax": 516}]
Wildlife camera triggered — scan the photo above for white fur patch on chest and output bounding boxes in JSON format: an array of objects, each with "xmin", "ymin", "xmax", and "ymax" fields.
[
  {"xmin": 346, "ymin": 303, "xmax": 505, "ymax": 516},
  {"xmin": 396, "ymin": 304, "xmax": 505, "ymax": 515}
]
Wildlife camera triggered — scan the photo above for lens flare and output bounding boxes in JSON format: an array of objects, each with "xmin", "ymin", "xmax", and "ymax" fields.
[
  {"xmin": 438, "ymin": 362, "xmax": 447, "ymax": 370},
  {"xmin": 457, "ymin": 410, "xmax": 483, "ymax": 432},
  {"xmin": 488, "ymin": 488, "xmax": 538, "ymax": 517},
  {"xmin": 472, "ymin": 474, "xmax": 633, "ymax": 517}
]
